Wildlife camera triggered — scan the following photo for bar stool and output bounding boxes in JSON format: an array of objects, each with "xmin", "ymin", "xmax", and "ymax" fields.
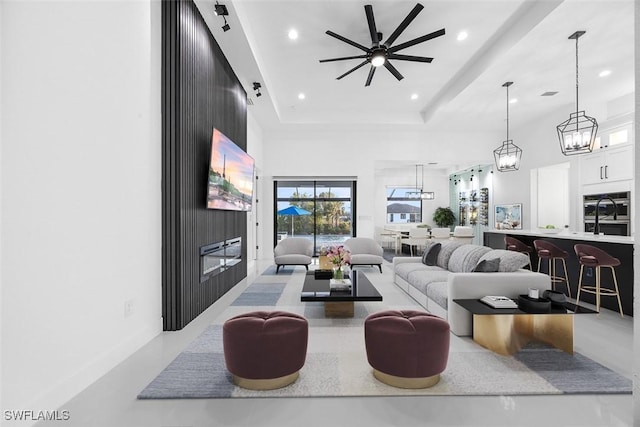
[
  {"xmin": 533, "ymin": 240, "xmax": 571, "ymax": 297},
  {"xmin": 504, "ymin": 236, "xmax": 533, "ymax": 270},
  {"xmin": 574, "ymin": 244, "xmax": 623, "ymax": 317}
]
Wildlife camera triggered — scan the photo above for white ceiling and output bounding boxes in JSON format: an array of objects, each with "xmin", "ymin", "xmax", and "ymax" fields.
[{"xmin": 198, "ymin": 0, "xmax": 634, "ymax": 134}]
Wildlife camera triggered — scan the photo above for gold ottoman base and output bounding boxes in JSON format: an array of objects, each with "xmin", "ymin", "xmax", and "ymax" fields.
[
  {"xmin": 232, "ymin": 371, "xmax": 299, "ymax": 390},
  {"xmin": 373, "ymin": 369, "xmax": 440, "ymax": 389}
]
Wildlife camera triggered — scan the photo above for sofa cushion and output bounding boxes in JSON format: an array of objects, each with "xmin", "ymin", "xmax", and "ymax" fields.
[
  {"xmin": 421, "ymin": 243, "xmax": 442, "ymax": 266},
  {"xmin": 447, "ymin": 245, "xmax": 492, "ymax": 273},
  {"xmin": 472, "ymin": 257, "xmax": 501, "ymax": 272},
  {"xmin": 479, "ymin": 250, "xmax": 529, "ymax": 272},
  {"xmin": 394, "ymin": 262, "xmax": 442, "ymax": 282},
  {"xmin": 426, "ymin": 281, "xmax": 448, "ymax": 310},
  {"xmin": 407, "ymin": 270, "xmax": 450, "ymax": 295},
  {"xmin": 435, "ymin": 241, "xmax": 464, "ymax": 270}
]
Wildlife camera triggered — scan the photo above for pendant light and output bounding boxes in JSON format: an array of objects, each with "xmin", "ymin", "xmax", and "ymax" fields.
[
  {"xmin": 557, "ymin": 31, "xmax": 598, "ymax": 155},
  {"xmin": 493, "ymin": 82, "xmax": 522, "ymax": 172},
  {"xmin": 408, "ymin": 164, "xmax": 435, "ymax": 200}
]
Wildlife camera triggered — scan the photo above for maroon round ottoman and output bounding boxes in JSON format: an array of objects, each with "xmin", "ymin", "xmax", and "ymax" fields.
[
  {"xmin": 223, "ymin": 311, "xmax": 308, "ymax": 390},
  {"xmin": 364, "ymin": 310, "xmax": 450, "ymax": 389}
]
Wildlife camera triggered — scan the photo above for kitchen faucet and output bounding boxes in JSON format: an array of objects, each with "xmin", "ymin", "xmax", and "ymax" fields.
[{"xmin": 593, "ymin": 196, "xmax": 618, "ymax": 235}]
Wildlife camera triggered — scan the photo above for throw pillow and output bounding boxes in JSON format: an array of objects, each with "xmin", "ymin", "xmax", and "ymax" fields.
[
  {"xmin": 421, "ymin": 243, "xmax": 442, "ymax": 266},
  {"xmin": 472, "ymin": 258, "xmax": 500, "ymax": 272}
]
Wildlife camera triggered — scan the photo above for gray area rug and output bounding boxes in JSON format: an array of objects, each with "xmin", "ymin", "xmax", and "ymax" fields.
[{"xmin": 138, "ymin": 266, "xmax": 632, "ymax": 399}]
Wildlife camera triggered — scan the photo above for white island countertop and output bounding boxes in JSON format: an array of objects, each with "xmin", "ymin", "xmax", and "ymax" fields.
[{"xmin": 485, "ymin": 229, "xmax": 634, "ymax": 245}]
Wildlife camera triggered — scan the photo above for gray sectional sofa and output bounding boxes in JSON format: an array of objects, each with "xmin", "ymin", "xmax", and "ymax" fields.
[{"xmin": 393, "ymin": 240, "xmax": 551, "ymax": 337}]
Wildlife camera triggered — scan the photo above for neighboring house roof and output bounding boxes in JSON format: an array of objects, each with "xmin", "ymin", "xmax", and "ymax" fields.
[{"xmin": 387, "ymin": 203, "xmax": 421, "ymax": 214}]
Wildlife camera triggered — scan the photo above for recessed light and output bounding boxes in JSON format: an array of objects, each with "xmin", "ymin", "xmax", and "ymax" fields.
[
  {"xmin": 509, "ymin": 98, "xmax": 518, "ymax": 104},
  {"xmin": 288, "ymin": 29, "xmax": 298, "ymax": 40},
  {"xmin": 599, "ymin": 69, "xmax": 611, "ymax": 77},
  {"xmin": 410, "ymin": 93, "xmax": 419, "ymax": 100},
  {"xmin": 298, "ymin": 93, "xmax": 305, "ymax": 100},
  {"xmin": 457, "ymin": 31, "xmax": 468, "ymax": 41}
]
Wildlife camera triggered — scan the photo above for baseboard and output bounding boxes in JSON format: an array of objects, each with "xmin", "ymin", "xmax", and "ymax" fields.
[{"xmin": 20, "ymin": 321, "xmax": 161, "ymax": 424}]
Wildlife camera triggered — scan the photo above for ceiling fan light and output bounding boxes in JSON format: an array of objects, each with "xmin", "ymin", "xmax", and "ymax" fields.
[{"xmin": 371, "ymin": 53, "xmax": 386, "ymax": 67}]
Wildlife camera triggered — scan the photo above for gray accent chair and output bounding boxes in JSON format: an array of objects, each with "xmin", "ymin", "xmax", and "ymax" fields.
[
  {"xmin": 274, "ymin": 237, "xmax": 313, "ymax": 274},
  {"xmin": 344, "ymin": 237, "xmax": 384, "ymax": 273}
]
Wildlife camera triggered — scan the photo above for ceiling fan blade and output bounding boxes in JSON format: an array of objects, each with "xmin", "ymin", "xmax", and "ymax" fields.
[
  {"xmin": 387, "ymin": 53, "xmax": 433, "ymax": 63},
  {"xmin": 383, "ymin": 3, "xmax": 424, "ymax": 47},
  {"xmin": 364, "ymin": 5, "xmax": 379, "ymax": 47},
  {"xmin": 365, "ymin": 66, "xmax": 376, "ymax": 87},
  {"xmin": 319, "ymin": 54, "xmax": 368, "ymax": 63},
  {"xmin": 336, "ymin": 60, "xmax": 369, "ymax": 80},
  {"xmin": 388, "ymin": 28, "xmax": 445, "ymax": 53},
  {"xmin": 326, "ymin": 30, "xmax": 370, "ymax": 52},
  {"xmin": 384, "ymin": 61, "xmax": 404, "ymax": 81}
]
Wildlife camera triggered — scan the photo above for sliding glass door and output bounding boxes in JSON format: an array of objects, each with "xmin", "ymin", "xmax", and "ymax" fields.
[{"xmin": 274, "ymin": 180, "xmax": 356, "ymax": 255}]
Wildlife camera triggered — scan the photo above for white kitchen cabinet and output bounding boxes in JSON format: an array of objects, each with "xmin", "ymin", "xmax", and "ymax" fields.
[{"xmin": 580, "ymin": 144, "xmax": 633, "ymax": 185}]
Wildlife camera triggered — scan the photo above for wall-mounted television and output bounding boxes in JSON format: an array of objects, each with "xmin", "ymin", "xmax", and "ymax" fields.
[{"xmin": 207, "ymin": 128, "xmax": 254, "ymax": 211}]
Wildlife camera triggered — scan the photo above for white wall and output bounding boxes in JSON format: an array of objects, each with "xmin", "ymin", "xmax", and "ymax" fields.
[
  {"xmin": 1, "ymin": 0, "xmax": 162, "ymax": 420},
  {"xmin": 259, "ymin": 127, "xmax": 496, "ymax": 259}
]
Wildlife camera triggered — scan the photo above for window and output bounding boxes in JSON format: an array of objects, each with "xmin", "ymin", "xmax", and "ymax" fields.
[
  {"xmin": 274, "ymin": 180, "xmax": 356, "ymax": 254},
  {"xmin": 386, "ymin": 187, "xmax": 422, "ymax": 224}
]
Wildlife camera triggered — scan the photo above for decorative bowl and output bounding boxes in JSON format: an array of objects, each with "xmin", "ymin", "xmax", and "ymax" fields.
[{"xmin": 538, "ymin": 227, "xmax": 562, "ymax": 234}]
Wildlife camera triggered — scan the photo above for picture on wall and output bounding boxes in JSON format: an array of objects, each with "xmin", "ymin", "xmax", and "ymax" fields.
[{"xmin": 495, "ymin": 203, "xmax": 522, "ymax": 230}]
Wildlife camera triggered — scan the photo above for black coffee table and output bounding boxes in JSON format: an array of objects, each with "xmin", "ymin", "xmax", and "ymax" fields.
[{"xmin": 301, "ymin": 270, "xmax": 382, "ymax": 317}]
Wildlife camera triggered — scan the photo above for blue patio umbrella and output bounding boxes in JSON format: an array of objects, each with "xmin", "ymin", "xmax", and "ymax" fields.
[{"xmin": 277, "ymin": 205, "xmax": 311, "ymax": 236}]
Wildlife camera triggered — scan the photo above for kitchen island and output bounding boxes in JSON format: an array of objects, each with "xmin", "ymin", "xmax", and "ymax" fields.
[{"xmin": 484, "ymin": 229, "xmax": 634, "ymax": 316}]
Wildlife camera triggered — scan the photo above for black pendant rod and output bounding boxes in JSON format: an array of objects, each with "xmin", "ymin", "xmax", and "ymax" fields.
[
  {"xmin": 568, "ymin": 31, "xmax": 585, "ymax": 131},
  {"xmin": 575, "ymin": 35, "xmax": 579, "ymax": 116},
  {"xmin": 503, "ymin": 82, "xmax": 513, "ymax": 144}
]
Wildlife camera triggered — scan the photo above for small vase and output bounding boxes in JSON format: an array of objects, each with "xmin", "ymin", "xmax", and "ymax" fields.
[{"xmin": 333, "ymin": 266, "xmax": 344, "ymax": 280}]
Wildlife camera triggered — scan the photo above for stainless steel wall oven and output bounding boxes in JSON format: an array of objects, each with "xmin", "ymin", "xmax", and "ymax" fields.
[{"xmin": 583, "ymin": 191, "xmax": 630, "ymax": 236}]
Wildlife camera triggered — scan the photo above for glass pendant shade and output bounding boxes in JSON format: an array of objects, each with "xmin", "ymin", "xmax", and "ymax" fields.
[
  {"xmin": 493, "ymin": 140, "xmax": 522, "ymax": 172},
  {"xmin": 420, "ymin": 191, "xmax": 435, "ymax": 200},
  {"xmin": 557, "ymin": 111, "xmax": 598, "ymax": 155}
]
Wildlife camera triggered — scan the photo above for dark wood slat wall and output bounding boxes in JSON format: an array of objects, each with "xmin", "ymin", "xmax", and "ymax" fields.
[{"xmin": 162, "ymin": 0, "xmax": 248, "ymax": 331}]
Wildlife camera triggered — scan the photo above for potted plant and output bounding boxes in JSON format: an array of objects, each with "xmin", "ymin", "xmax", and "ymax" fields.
[{"xmin": 433, "ymin": 207, "xmax": 456, "ymax": 228}]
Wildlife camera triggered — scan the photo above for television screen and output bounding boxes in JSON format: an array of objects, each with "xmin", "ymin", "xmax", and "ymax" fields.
[{"xmin": 207, "ymin": 128, "xmax": 254, "ymax": 211}]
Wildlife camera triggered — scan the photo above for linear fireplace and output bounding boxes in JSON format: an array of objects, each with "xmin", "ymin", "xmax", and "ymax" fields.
[{"xmin": 200, "ymin": 237, "xmax": 242, "ymax": 282}]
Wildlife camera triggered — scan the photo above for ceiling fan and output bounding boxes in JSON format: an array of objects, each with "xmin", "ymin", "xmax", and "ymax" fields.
[{"xmin": 319, "ymin": 3, "xmax": 445, "ymax": 87}]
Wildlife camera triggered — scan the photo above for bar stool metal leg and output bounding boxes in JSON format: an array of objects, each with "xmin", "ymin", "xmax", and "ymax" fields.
[
  {"xmin": 609, "ymin": 266, "xmax": 624, "ymax": 317},
  {"xmin": 576, "ymin": 264, "xmax": 584, "ymax": 307}
]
